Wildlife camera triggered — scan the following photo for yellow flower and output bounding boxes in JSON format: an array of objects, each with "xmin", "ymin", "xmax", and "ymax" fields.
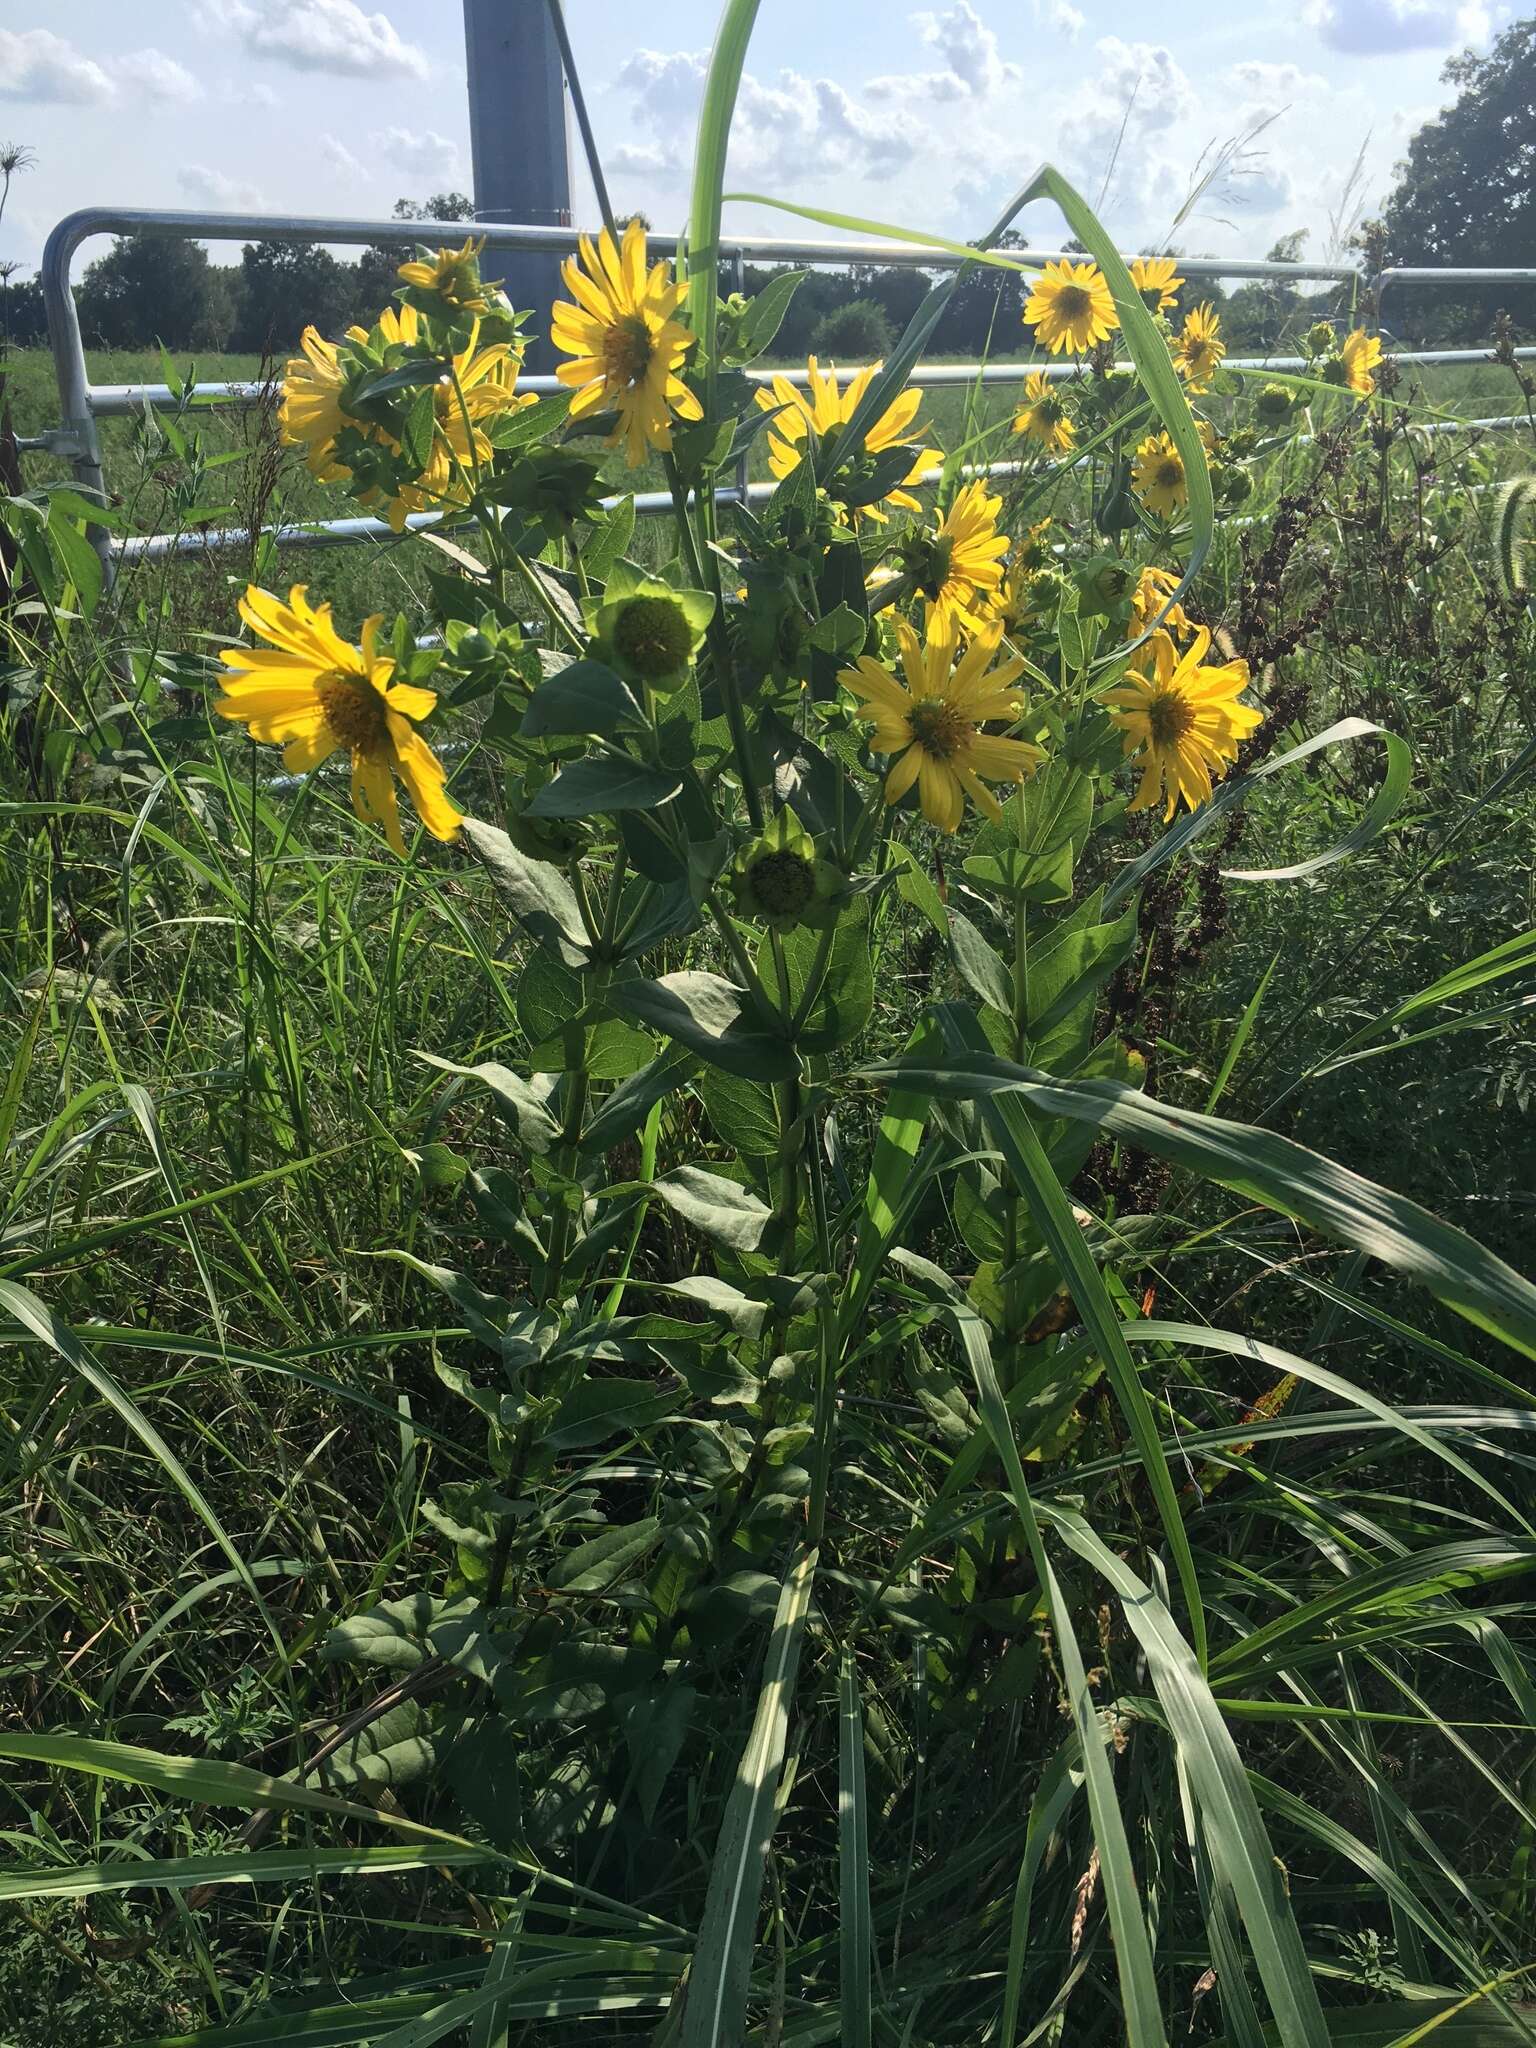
[
  {"xmin": 753, "ymin": 355, "xmax": 939, "ymax": 521},
  {"xmin": 281, "ymin": 328, "xmax": 360, "ymax": 483},
  {"xmin": 842, "ymin": 617, "xmax": 1044, "ymax": 832},
  {"xmin": 1127, "ymin": 564, "xmax": 1191, "ymax": 642},
  {"xmin": 216, "ymin": 585, "xmax": 461, "ymax": 856},
  {"xmin": 912, "ymin": 480, "xmax": 1011, "ymax": 635},
  {"xmin": 1131, "ymin": 432, "xmax": 1189, "ymax": 521},
  {"xmin": 1174, "ymin": 303, "xmax": 1225, "ymax": 393},
  {"xmin": 1102, "ymin": 624, "xmax": 1261, "ymax": 821},
  {"xmin": 397, "ymin": 236, "xmax": 496, "ymax": 313},
  {"xmin": 1023, "ymin": 259, "xmax": 1118, "ymax": 356},
  {"xmin": 1340, "ymin": 327, "xmax": 1383, "ymax": 396},
  {"xmin": 396, "ymin": 324, "xmax": 534, "ymax": 526},
  {"xmin": 1129, "ymin": 255, "xmax": 1183, "ymax": 313},
  {"xmin": 1011, "ymin": 370, "xmax": 1076, "ymax": 455},
  {"xmin": 551, "ymin": 218, "xmax": 702, "ymax": 467}
]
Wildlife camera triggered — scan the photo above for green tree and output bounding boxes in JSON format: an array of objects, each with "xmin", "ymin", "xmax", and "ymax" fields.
[
  {"xmin": 1382, "ymin": 18, "xmax": 1536, "ymax": 331},
  {"xmin": 810, "ymin": 296, "xmax": 895, "ymax": 360},
  {"xmin": 232, "ymin": 240, "xmax": 356, "ymax": 353},
  {"xmin": 76, "ymin": 236, "xmax": 231, "ymax": 349}
]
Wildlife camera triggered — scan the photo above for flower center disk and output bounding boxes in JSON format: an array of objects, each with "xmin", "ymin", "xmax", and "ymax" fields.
[
  {"xmin": 603, "ymin": 313, "xmax": 653, "ymax": 390},
  {"xmin": 907, "ymin": 697, "xmax": 974, "ymax": 761},
  {"xmin": 319, "ymin": 675, "xmax": 387, "ymax": 753},
  {"xmin": 1055, "ymin": 286, "xmax": 1090, "ymax": 322},
  {"xmin": 1147, "ymin": 689, "xmax": 1196, "ymax": 747},
  {"xmin": 748, "ymin": 849, "xmax": 816, "ymax": 917}
]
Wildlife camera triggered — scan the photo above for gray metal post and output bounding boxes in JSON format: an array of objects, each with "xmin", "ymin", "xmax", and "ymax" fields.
[{"xmin": 462, "ymin": 0, "xmax": 572, "ymax": 371}]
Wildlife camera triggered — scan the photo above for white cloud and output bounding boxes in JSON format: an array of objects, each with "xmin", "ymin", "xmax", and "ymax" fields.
[
  {"xmin": 321, "ymin": 133, "xmax": 371, "ymax": 183},
  {"xmin": 0, "ymin": 28, "xmax": 115, "ymax": 104},
  {"xmin": 1301, "ymin": 0, "xmax": 1491, "ymax": 51},
  {"xmin": 869, "ymin": 1, "xmax": 1022, "ymax": 100},
  {"xmin": 178, "ymin": 163, "xmax": 265, "ymax": 210},
  {"xmin": 1034, "ymin": 0, "xmax": 1088, "ymax": 38},
  {"xmin": 615, "ymin": 49, "xmax": 927, "ymax": 183},
  {"xmin": 370, "ymin": 127, "xmax": 462, "ymax": 183},
  {"xmin": 210, "ymin": 0, "xmax": 428, "ymax": 80},
  {"xmin": 913, "ymin": 1, "xmax": 1020, "ymax": 92},
  {"xmin": 118, "ymin": 49, "xmax": 203, "ymax": 104}
]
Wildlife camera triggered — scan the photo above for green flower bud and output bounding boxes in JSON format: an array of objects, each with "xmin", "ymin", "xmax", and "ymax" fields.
[
  {"xmin": 1075, "ymin": 557, "xmax": 1135, "ymax": 617},
  {"xmin": 591, "ymin": 570, "xmax": 714, "ymax": 694},
  {"xmin": 730, "ymin": 808, "xmax": 841, "ymax": 934},
  {"xmin": 1255, "ymin": 382, "xmax": 1294, "ymax": 422},
  {"xmin": 1220, "ymin": 465, "xmax": 1254, "ymax": 505},
  {"xmin": 1305, "ymin": 321, "xmax": 1336, "ymax": 356}
]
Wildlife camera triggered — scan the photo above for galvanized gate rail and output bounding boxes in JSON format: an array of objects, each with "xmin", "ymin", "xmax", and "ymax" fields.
[{"xmin": 28, "ymin": 205, "xmax": 1536, "ymax": 567}]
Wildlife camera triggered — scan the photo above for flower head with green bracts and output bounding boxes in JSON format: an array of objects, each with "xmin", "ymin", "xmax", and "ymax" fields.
[
  {"xmin": 588, "ymin": 564, "xmax": 715, "ymax": 695},
  {"xmin": 730, "ymin": 809, "xmax": 842, "ymax": 934},
  {"xmin": 397, "ymin": 236, "xmax": 501, "ymax": 318}
]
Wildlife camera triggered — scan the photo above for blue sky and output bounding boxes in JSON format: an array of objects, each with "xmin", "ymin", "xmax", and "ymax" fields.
[{"xmin": 0, "ymin": 0, "xmax": 1503, "ymax": 277}]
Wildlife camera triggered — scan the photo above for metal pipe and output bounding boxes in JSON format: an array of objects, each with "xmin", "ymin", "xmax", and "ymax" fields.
[
  {"xmin": 109, "ymin": 413, "xmax": 1531, "ymax": 564},
  {"xmin": 80, "ymin": 348, "xmax": 1536, "ymax": 419},
  {"xmin": 35, "ymin": 203, "xmax": 1536, "ymax": 575},
  {"xmin": 38, "ymin": 204, "xmax": 1370, "ymax": 277}
]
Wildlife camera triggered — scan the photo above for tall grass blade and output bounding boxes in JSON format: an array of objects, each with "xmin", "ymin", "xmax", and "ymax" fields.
[
  {"xmin": 838, "ymin": 1649, "xmax": 873, "ymax": 2048},
  {"xmin": 686, "ymin": 0, "xmax": 762, "ymax": 406},
  {"xmin": 681, "ymin": 1543, "xmax": 818, "ymax": 2048}
]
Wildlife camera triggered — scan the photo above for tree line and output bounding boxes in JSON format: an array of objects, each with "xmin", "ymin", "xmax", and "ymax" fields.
[{"xmin": 2, "ymin": 20, "xmax": 1531, "ymax": 361}]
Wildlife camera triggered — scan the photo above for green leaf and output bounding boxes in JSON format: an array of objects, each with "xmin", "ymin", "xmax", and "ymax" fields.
[
  {"xmin": 522, "ymin": 661, "xmax": 644, "ymax": 740},
  {"xmin": 680, "ymin": 1543, "xmax": 817, "ymax": 2048},
  {"xmin": 731, "ymin": 269, "xmax": 807, "ymax": 362},
  {"xmin": 460, "ymin": 817, "xmax": 591, "ymax": 968},
  {"xmin": 757, "ymin": 919, "xmax": 873, "ymax": 1054},
  {"xmin": 0, "ymin": 1841, "xmax": 495, "ymax": 1903},
  {"xmin": 548, "ymin": 1518, "xmax": 663, "ymax": 1592},
  {"xmin": 610, "ymin": 972, "xmax": 796, "ymax": 1081},
  {"xmin": 697, "ymin": 1069, "xmax": 780, "ymax": 1158},
  {"xmin": 414, "ymin": 1054, "xmax": 560, "ymax": 1155},
  {"xmin": 580, "ymin": 1043, "xmax": 696, "ymax": 1156},
  {"xmin": 0, "ymin": 1733, "xmax": 465, "ymax": 1846},
  {"xmin": 324, "ymin": 1595, "xmax": 459, "ymax": 1673},
  {"xmin": 527, "ymin": 755, "xmax": 683, "ymax": 819},
  {"xmin": 651, "ymin": 1165, "xmax": 773, "ymax": 1254},
  {"xmin": 947, "ymin": 910, "xmax": 1014, "ymax": 1015},
  {"xmin": 544, "ymin": 1381, "xmax": 679, "ymax": 1450},
  {"xmin": 46, "ymin": 500, "xmax": 103, "ymax": 619}
]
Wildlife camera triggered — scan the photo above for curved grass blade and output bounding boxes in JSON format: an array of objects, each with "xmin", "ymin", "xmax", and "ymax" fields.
[
  {"xmin": 1128, "ymin": 1322, "xmax": 1532, "ymax": 1535},
  {"xmin": 687, "ymin": 0, "xmax": 762, "ymax": 409},
  {"xmin": 859, "ymin": 1038, "xmax": 1536, "ymax": 1362},
  {"xmin": 0, "ymin": 1842, "xmax": 493, "ymax": 1902},
  {"xmin": 1103, "ymin": 720, "xmax": 1411, "ymax": 914},
  {"xmin": 722, "ymin": 174, "xmax": 1213, "ymax": 623}
]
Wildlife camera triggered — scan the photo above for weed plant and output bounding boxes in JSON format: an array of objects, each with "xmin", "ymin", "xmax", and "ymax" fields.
[{"xmin": 2, "ymin": 12, "xmax": 1536, "ymax": 2045}]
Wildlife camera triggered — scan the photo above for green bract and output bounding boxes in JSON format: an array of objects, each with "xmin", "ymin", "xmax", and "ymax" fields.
[
  {"xmin": 588, "ymin": 563, "xmax": 715, "ymax": 694},
  {"xmin": 729, "ymin": 808, "xmax": 842, "ymax": 933}
]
